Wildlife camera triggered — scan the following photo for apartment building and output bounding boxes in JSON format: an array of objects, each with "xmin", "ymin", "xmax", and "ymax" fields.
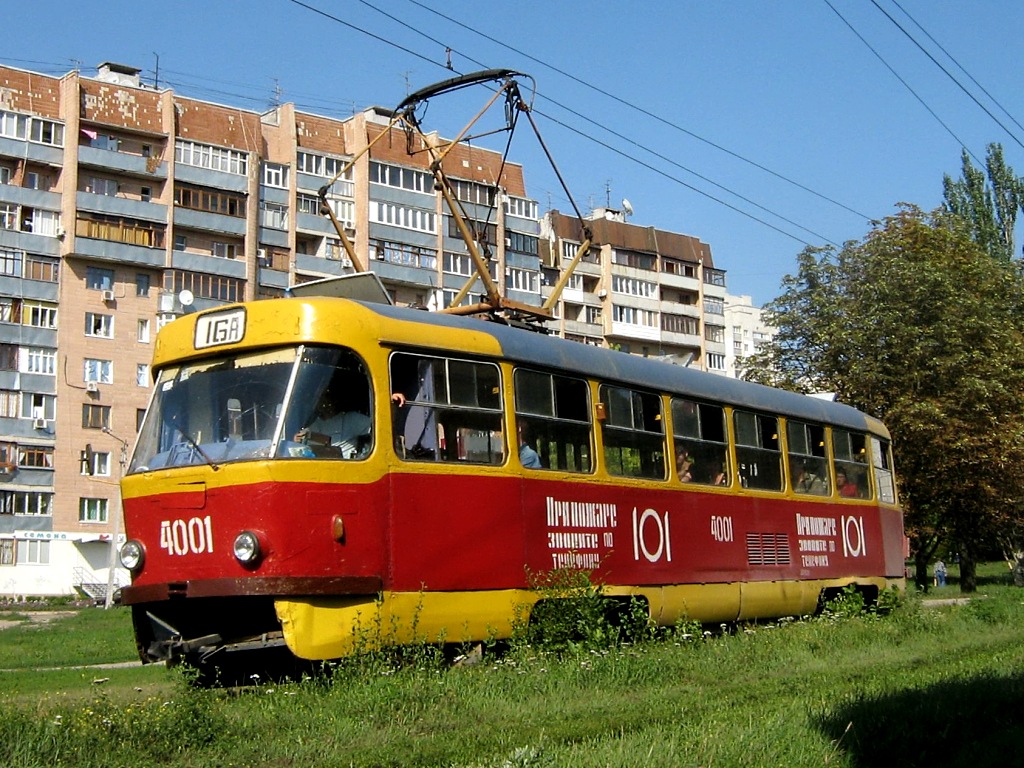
[
  {"xmin": 724, "ymin": 294, "xmax": 776, "ymax": 379},
  {"xmin": 0, "ymin": 59, "xmax": 731, "ymax": 597},
  {"xmin": 541, "ymin": 208, "xmax": 727, "ymax": 370}
]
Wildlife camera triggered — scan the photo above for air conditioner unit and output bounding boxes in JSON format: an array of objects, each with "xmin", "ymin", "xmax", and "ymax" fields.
[
  {"xmin": 55, "ymin": 224, "xmax": 65, "ymax": 239},
  {"xmin": 101, "ymin": 289, "xmax": 115, "ymax": 302},
  {"xmin": 598, "ymin": 289, "xmax": 608, "ymax": 298},
  {"xmin": 256, "ymin": 248, "xmax": 267, "ymax": 259},
  {"xmin": 33, "ymin": 417, "xmax": 47, "ymax": 430},
  {"xmin": 504, "ymin": 237, "xmax": 512, "ymax": 248},
  {"xmin": 86, "ymin": 382, "xmax": 99, "ymax": 393}
]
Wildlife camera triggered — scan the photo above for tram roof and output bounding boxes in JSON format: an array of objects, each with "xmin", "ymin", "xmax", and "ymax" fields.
[{"xmin": 368, "ymin": 302, "xmax": 885, "ymax": 437}]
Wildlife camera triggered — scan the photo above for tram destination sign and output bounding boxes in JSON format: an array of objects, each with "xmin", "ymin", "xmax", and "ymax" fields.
[{"xmin": 194, "ymin": 308, "xmax": 246, "ymax": 349}]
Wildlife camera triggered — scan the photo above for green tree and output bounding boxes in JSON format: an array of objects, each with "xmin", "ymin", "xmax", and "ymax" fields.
[
  {"xmin": 942, "ymin": 143, "xmax": 1023, "ymax": 262},
  {"xmin": 748, "ymin": 206, "xmax": 1024, "ymax": 592}
]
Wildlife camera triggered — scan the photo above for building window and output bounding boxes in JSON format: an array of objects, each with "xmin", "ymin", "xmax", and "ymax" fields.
[
  {"xmin": 174, "ymin": 185, "xmax": 246, "ymax": 217},
  {"xmin": 370, "ymin": 239, "xmax": 438, "ymax": 270},
  {"xmin": 369, "ymin": 161, "xmax": 431, "ymax": 194},
  {"xmin": 16, "ymin": 539, "xmax": 50, "ymax": 565},
  {"xmin": 25, "ymin": 255, "xmax": 59, "ymax": 282},
  {"xmin": 612, "ymin": 304, "xmax": 657, "ymax": 327},
  {"xmin": 0, "ymin": 540, "xmax": 13, "ymax": 565},
  {"xmin": 704, "ymin": 296, "xmax": 724, "ymax": 315},
  {"xmin": 0, "ymin": 344, "xmax": 17, "ymax": 371},
  {"xmin": 705, "ymin": 325, "xmax": 726, "ymax": 343},
  {"xmin": 612, "ymin": 275, "xmax": 657, "ymax": 298},
  {"xmin": 138, "ymin": 318, "xmax": 150, "ymax": 343},
  {"xmin": 0, "ymin": 110, "xmax": 29, "ymax": 139},
  {"xmin": 662, "ymin": 313, "xmax": 699, "ymax": 336},
  {"xmin": 259, "ymin": 201, "xmax": 288, "ymax": 230},
  {"xmin": 24, "ymin": 302, "xmax": 58, "ymax": 329},
  {"xmin": 369, "ymin": 201, "xmax": 436, "ymax": 234},
  {"xmin": 82, "ymin": 404, "xmax": 111, "ymax": 429},
  {"xmin": 84, "ymin": 359, "xmax": 114, "ymax": 384},
  {"xmin": 86, "ymin": 267, "xmax": 115, "ymax": 291},
  {"xmin": 503, "ymin": 196, "xmax": 538, "ymax": 219},
  {"xmin": 0, "ymin": 490, "xmax": 53, "ymax": 516},
  {"xmin": 211, "ymin": 241, "xmax": 240, "ymax": 259},
  {"xmin": 707, "ymin": 353, "xmax": 725, "ymax": 371},
  {"xmin": 23, "ymin": 348, "xmax": 56, "ymax": 375},
  {"xmin": 29, "ymin": 118, "xmax": 64, "ymax": 147},
  {"xmin": 136, "ymin": 273, "xmax": 150, "ymax": 296},
  {"xmin": 86, "ymin": 177, "xmax": 119, "ymax": 196},
  {"xmin": 18, "ymin": 445, "xmax": 53, "ymax": 469},
  {"xmin": 262, "ymin": 162, "xmax": 289, "ymax": 189},
  {"xmin": 505, "ymin": 267, "xmax": 539, "ymax": 293},
  {"xmin": 85, "ymin": 313, "xmax": 114, "ymax": 338},
  {"xmin": 22, "ymin": 392, "xmax": 55, "ymax": 421},
  {"xmin": 174, "ymin": 140, "xmax": 247, "ymax": 175},
  {"xmin": 81, "ymin": 451, "xmax": 110, "ymax": 477},
  {"xmin": 443, "ymin": 251, "xmax": 474, "ymax": 276},
  {"xmin": 137, "ymin": 364, "xmax": 150, "ymax": 387},
  {"xmin": 0, "ymin": 204, "xmax": 18, "ymax": 232},
  {"xmin": 164, "ymin": 270, "xmax": 243, "ymax": 303},
  {"xmin": 703, "ymin": 268, "xmax": 727, "ymax": 288},
  {"xmin": 0, "ymin": 247, "xmax": 20, "ymax": 277},
  {"xmin": 79, "ymin": 497, "xmax": 109, "ymax": 524}
]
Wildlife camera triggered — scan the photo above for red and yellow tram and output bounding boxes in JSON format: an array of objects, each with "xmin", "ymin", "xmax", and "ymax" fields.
[{"xmin": 118, "ymin": 290, "xmax": 904, "ymax": 677}]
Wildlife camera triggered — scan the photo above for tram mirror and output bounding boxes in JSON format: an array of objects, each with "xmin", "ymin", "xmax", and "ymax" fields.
[{"xmin": 227, "ymin": 398, "xmax": 242, "ymax": 439}]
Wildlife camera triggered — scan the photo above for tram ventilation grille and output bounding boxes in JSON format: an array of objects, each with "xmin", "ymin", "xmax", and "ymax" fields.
[{"xmin": 746, "ymin": 532, "xmax": 791, "ymax": 566}]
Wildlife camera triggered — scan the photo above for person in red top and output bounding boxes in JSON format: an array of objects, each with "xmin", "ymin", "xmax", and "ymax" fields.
[{"xmin": 835, "ymin": 467, "xmax": 860, "ymax": 498}]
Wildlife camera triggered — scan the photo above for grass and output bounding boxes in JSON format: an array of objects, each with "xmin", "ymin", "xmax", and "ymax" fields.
[{"xmin": 1, "ymin": 566, "xmax": 1022, "ymax": 767}]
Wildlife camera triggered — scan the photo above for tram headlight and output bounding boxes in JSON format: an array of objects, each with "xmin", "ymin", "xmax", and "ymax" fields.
[
  {"xmin": 233, "ymin": 531, "xmax": 262, "ymax": 566},
  {"xmin": 119, "ymin": 540, "xmax": 145, "ymax": 572}
]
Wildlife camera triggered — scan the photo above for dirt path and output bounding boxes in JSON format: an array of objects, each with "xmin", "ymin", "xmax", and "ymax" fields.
[{"xmin": 0, "ymin": 610, "xmax": 78, "ymax": 631}]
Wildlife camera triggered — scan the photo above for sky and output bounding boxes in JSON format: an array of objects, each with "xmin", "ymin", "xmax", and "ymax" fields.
[{"xmin": 4, "ymin": 0, "xmax": 1024, "ymax": 307}]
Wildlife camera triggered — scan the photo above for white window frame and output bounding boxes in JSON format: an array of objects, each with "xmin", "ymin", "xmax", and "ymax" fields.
[
  {"xmin": 22, "ymin": 347, "xmax": 56, "ymax": 375},
  {"xmin": 83, "ymin": 358, "xmax": 114, "ymax": 384},
  {"xmin": 85, "ymin": 312, "xmax": 115, "ymax": 339},
  {"xmin": 79, "ymin": 497, "xmax": 109, "ymax": 524}
]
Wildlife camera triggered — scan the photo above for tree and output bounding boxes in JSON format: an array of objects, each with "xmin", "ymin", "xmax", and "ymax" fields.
[
  {"xmin": 748, "ymin": 206, "xmax": 1024, "ymax": 592},
  {"xmin": 942, "ymin": 143, "xmax": 1023, "ymax": 262}
]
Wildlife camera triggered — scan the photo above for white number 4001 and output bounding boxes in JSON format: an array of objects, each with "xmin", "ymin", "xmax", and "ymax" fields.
[{"xmin": 159, "ymin": 516, "xmax": 214, "ymax": 556}]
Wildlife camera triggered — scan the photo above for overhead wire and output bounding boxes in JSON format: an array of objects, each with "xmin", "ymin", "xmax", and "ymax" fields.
[
  {"xmin": 402, "ymin": 0, "xmax": 872, "ymax": 223},
  {"xmin": 822, "ymin": 0, "xmax": 982, "ymax": 166},
  {"xmin": 871, "ymin": 0, "xmax": 1024, "ymax": 151},
  {"xmin": 290, "ymin": 0, "xmax": 835, "ymax": 246}
]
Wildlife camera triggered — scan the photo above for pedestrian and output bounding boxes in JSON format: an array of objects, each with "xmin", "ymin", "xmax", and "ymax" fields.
[{"xmin": 933, "ymin": 559, "xmax": 947, "ymax": 587}]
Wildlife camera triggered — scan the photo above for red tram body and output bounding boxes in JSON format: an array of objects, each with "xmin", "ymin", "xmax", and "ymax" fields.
[{"xmin": 118, "ymin": 296, "xmax": 904, "ymax": 675}]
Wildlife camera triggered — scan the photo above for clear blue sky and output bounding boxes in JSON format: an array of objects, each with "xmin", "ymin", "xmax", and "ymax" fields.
[{"xmin": 5, "ymin": 1, "xmax": 1022, "ymax": 306}]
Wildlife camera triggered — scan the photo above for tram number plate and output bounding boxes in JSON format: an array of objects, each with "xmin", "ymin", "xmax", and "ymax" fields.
[{"xmin": 194, "ymin": 308, "xmax": 246, "ymax": 349}]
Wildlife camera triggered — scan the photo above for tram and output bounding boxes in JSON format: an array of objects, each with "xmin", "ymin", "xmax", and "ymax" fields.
[{"xmin": 117, "ymin": 286, "xmax": 905, "ymax": 679}]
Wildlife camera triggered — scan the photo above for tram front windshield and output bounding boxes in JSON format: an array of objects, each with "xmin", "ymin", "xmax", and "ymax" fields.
[{"xmin": 129, "ymin": 345, "xmax": 373, "ymax": 473}]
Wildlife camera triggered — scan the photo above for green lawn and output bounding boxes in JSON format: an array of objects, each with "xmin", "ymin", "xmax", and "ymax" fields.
[{"xmin": 1, "ymin": 573, "xmax": 1021, "ymax": 767}]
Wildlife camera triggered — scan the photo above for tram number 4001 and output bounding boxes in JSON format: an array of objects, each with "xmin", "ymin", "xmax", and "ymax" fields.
[{"xmin": 159, "ymin": 516, "xmax": 214, "ymax": 556}]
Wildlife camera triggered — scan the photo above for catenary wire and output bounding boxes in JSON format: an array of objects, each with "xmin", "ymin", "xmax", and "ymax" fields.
[
  {"xmin": 823, "ymin": 0, "xmax": 982, "ymax": 167},
  {"xmin": 871, "ymin": 0, "xmax": 1024, "ymax": 151},
  {"xmin": 289, "ymin": 0, "xmax": 835, "ymax": 245}
]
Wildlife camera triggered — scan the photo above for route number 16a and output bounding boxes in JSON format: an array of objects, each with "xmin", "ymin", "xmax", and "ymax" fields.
[{"xmin": 160, "ymin": 516, "xmax": 214, "ymax": 556}]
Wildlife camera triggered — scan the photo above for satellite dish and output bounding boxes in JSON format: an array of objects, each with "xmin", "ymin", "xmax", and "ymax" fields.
[
  {"xmin": 178, "ymin": 289, "xmax": 194, "ymax": 307},
  {"xmin": 621, "ymin": 198, "xmax": 634, "ymax": 217}
]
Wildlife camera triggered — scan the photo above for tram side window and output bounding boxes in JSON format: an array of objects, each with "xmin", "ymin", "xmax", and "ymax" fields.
[
  {"xmin": 514, "ymin": 369, "xmax": 592, "ymax": 472},
  {"xmin": 389, "ymin": 352, "xmax": 504, "ymax": 464},
  {"xmin": 671, "ymin": 398, "xmax": 728, "ymax": 486},
  {"xmin": 871, "ymin": 436, "xmax": 897, "ymax": 504},
  {"xmin": 600, "ymin": 385, "xmax": 665, "ymax": 479},
  {"xmin": 787, "ymin": 420, "xmax": 828, "ymax": 495},
  {"xmin": 833, "ymin": 429, "xmax": 869, "ymax": 499},
  {"xmin": 734, "ymin": 410, "xmax": 782, "ymax": 491}
]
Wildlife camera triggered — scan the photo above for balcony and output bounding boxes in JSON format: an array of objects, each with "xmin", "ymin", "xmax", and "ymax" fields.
[
  {"xmin": 173, "ymin": 206, "xmax": 247, "ymax": 237},
  {"xmin": 76, "ymin": 192, "xmax": 166, "ymax": 224},
  {"xmin": 78, "ymin": 145, "xmax": 168, "ymax": 180}
]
